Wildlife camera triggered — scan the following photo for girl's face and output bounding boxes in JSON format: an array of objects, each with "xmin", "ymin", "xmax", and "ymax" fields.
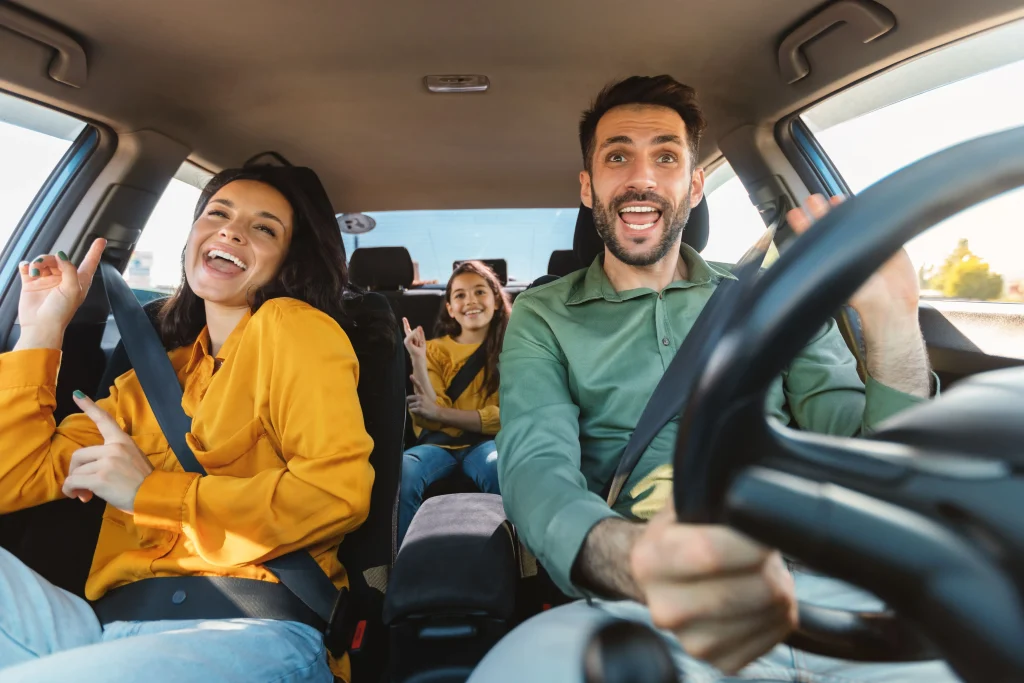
[
  {"xmin": 446, "ymin": 272, "xmax": 496, "ymax": 333},
  {"xmin": 184, "ymin": 180, "xmax": 294, "ymax": 307}
]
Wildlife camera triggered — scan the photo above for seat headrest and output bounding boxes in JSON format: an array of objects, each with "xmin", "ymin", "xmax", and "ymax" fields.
[
  {"xmin": 547, "ymin": 250, "xmax": 579, "ymax": 277},
  {"xmin": 349, "ymin": 247, "xmax": 414, "ymax": 291},
  {"xmin": 572, "ymin": 196, "xmax": 710, "ymax": 268}
]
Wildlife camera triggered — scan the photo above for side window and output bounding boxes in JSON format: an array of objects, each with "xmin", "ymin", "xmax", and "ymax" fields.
[
  {"xmin": 127, "ymin": 163, "xmax": 210, "ymax": 301},
  {"xmin": 0, "ymin": 92, "xmax": 86, "ymax": 252},
  {"xmin": 702, "ymin": 161, "xmax": 770, "ymax": 264},
  {"xmin": 801, "ymin": 20, "xmax": 1024, "ymax": 305}
]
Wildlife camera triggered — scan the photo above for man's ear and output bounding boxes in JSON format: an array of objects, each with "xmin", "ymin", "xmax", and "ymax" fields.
[
  {"xmin": 690, "ymin": 166, "xmax": 706, "ymax": 207},
  {"xmin": 580, "ymin": 170, "xmax": 594, "ymax": 208}
]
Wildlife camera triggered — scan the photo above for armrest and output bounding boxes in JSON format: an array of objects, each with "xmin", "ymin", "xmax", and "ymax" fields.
[{"xmin": 383, "ymin": 493, "xmax": 519, "ymax": 624}]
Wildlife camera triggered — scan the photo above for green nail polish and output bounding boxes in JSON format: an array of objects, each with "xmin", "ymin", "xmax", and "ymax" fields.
[
  {"xmin": 73, "ymin": 390, "xmax": 86, "ymax": 399},
  {"xmin": 58, "ymin": 251, "xmax": 68, "ymax": 261},
  {"xmin": 33, "ymin": 256, "xmax": 45, "ymax": 263},
  {"xmin": 30, "ymin": 268, "xmax": 39, "ymax": 277}
]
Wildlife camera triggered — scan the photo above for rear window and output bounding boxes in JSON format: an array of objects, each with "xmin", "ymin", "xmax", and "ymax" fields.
[{"xmin": 341, "ymin": 209, "xmax": 577, "ymax": 284}]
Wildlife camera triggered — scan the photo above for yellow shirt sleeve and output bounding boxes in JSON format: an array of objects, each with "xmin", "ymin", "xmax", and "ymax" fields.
[
  {"xmin": 478, "ymin": 392, "xmax": 501, "ymax": 435},
  {"xmin": 0, "ymin": 348, "xmax": 111, "ymax": 513},
  {"xmin": 132, "ymin": 301, "xmax": 375, "ymax": 567}
]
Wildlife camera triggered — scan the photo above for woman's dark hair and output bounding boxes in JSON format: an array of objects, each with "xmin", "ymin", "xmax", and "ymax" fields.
[
  {"xmin": 579, "ymin": 75, "xmax": 707, "ymax": 173},
  {"xmin": 432, "ymin": 261, "xmax": 511, "ymax": 399},
  {"xmin": 158, "ymin": 164, "xmax": 395, "ymax": 352}
]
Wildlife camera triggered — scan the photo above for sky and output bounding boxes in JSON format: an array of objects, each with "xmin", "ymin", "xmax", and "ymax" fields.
[{"xmin": 2, "ymin": 52, "xmax": 1022, "ymax": 294}]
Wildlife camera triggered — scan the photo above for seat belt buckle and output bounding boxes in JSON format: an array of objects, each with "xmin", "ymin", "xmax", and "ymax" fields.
[{"xmin": 323, "ymin": 586, "xmax": 351, "ymax": 659}]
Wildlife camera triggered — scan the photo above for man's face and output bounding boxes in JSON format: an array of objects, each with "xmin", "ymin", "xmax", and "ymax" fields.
[{"xmin": 580, "ymin": 104, "xmax": 705, "ymax": 267}]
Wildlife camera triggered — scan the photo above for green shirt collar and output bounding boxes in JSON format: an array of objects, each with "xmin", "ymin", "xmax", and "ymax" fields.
[{"xmin": 566, "ymin": 242, "xmax": 736, "ymax": 306}]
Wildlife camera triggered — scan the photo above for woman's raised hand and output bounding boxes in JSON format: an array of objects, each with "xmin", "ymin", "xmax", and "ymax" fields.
[
  {"xmin": 16, "ymin": 238, "xmax": 106, "ymax": 351},
  {"xmin": 402, "ymin": 316, "xmax": 428, "ymax": 365}
]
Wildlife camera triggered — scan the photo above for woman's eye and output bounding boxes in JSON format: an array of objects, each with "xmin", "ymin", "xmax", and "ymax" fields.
[
  {"xmin": 207, "ymin": 209, "xmax": 228, "ymax": 218},
  {"xmin": 254, "ymin": 224, "xmax": 276, "ymax": 237}
]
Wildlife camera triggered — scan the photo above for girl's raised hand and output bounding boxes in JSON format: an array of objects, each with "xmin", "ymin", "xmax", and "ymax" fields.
[{"xmin": 402, "ymin": 317, "xmax": 428, "ymax": 364}]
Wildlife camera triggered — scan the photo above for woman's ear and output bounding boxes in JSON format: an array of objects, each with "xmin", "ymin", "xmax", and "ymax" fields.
[{"xmin": 445, "ymin": 301, "xmax": 454, "ymax": 318}]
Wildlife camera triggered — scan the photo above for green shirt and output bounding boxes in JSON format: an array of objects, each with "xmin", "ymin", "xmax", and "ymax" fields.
[{"xmin": 496, "ymin": 244, "xmax": 927, "ymax": 597}]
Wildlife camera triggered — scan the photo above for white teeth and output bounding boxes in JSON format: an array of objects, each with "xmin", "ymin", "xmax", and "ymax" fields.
[
  {"xmin": 208, "ymin": 249, "xmax": 247, "ymax": 270},
  {"xmin": 626, "ymin": 222, "xmax": 657, "ymax": 230},
  {"xmin": 620, "ymin": 206, "xmax": 658, "ymax": 213}
]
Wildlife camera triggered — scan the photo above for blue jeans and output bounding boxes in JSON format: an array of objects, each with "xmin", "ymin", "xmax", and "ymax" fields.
[
  {"xmin": 0, "ymin": 546, "xmax": 332, "ymax": 682},
  {"xmin": 399, "ymin": 440, "xmax": 500, "ymax": 545},
  {"xmin": 468, "ymin": 569, "xmax": 962, "ymax": 683}
]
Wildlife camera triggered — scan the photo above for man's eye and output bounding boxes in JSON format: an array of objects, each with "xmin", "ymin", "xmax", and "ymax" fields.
[
  {"xmin": 607, "ymin": 153, "xmax": 626, "ymax": 163},
  {"xmin": 657, "ymin": 154, "xmax": 677, "ymax": 164}
]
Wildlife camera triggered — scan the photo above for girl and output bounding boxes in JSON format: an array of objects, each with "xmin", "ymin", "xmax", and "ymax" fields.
[
  {"xmin": 0, "ymin": 165, "xmax": 392, "ymax": 683},
  {"xmin": 399, "ymin": 260, "xmax": 511, "ymax": 543}
]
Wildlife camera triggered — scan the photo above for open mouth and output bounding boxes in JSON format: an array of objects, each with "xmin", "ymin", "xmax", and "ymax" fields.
[
  {"xmin": 618, "ymin": 205, "xmax": 663, "ymax": 231},
  {"xmin": 204, "ymin": 248, "xmax": 248, "ymax": 274}
]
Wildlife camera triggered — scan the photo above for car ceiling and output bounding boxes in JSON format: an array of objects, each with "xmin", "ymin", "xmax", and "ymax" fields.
[{"xmin": 3, "ymin": 0, "xmax": 1024, "ymax": 212}]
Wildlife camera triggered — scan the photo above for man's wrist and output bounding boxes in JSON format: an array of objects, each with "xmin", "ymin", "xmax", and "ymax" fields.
[
  {"xmin": 573, "ymin": 517, "xmax": 645, "ymax": 602},
  {"xmin": 858, "ymin": 309, "xmax": 921, "ymax": 349},
  {"xmin": 862, "ymin": 315, "xmax": 931, "ymax": 399}
]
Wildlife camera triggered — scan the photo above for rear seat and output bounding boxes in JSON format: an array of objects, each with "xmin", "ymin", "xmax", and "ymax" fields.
[{"xmin": 350, "ymin": 246, "xmax": 444, "ymax": 336}]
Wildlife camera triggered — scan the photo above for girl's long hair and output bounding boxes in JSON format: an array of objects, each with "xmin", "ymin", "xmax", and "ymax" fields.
[
  {"xmin": 432, "ymin": 261, "xmax": 511, "ymax": 399},
  {"xmin": 157, "ymin": 164, "xmax": 395, "ymax": 353}
]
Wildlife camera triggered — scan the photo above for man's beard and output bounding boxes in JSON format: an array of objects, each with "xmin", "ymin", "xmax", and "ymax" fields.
[{"xmin": 591, "ymin": 188, "xmax": 691, "ymax": 267}]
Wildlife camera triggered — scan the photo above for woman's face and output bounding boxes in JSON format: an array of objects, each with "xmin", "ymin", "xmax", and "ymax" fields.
[
  {"xmin": 184, "ymin": 180, "xmax": 294, "ymax": 307},
  {"xmin": 446, "ymin": 272, "xmax": 496, "ymax": 333}
]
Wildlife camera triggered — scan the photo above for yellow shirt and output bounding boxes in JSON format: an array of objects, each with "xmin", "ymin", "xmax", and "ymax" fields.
[
  {"xmin": 411, "ymin": 335, "xmax": 500, "ymax": 448},
  {"xmin": 0, "ymin": 297, "xmax": 373, "ymax": 680}
]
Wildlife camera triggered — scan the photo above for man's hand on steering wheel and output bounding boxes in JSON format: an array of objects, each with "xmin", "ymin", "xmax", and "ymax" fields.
[
  {"xmin": 630, "ymin": 500, "xmax": 798, "ymax": 674},
  {"xmin": 787, "ymin": 195, "xmax": 930, "ymax": 398}
]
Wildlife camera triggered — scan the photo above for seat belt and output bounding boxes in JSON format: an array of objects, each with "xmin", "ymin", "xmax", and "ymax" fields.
[
  {"xmin": 445, "ymin": 343, "xmax": 488, "ymax": 403},
  {"xmin": 98, "ymin": 262, "xmax": 341, "ymax": 631},
  {"xmin": 601, "ymin": 230, "xmax": 775, "ymax": 506},
  {"xmin": 416, "ymin": 343, "xmax": 489, "ymax": 447}
]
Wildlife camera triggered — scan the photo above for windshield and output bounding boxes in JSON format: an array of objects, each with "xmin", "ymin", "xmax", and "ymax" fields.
[{"xmin": 341, "ymin": 208, "xmax": 577, "ymax": 284}]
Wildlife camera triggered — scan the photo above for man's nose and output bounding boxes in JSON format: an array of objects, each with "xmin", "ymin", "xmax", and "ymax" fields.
[{"xmin": 625, "ymin": 156, "xmax": 657, "ymax": 193}]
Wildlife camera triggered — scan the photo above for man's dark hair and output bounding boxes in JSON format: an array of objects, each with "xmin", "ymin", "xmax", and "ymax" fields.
[{"xmin": 579, "ymin": 75, "xmax": 707, "ymax": 173}]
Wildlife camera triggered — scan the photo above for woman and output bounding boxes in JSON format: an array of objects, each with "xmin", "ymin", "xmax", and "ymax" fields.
[
  {"xmin": 399, "ymin": 260, "xmax": 511, "ymax": 544},
  {"xmin": 0, "ymin": 165, "xmax": 391, "ymax": 683}
]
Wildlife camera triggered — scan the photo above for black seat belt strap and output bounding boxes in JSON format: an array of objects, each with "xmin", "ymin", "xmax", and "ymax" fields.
[
  {"xmin": 601, "ymin": 230, "xmax": 775, "ymax": 506},
  {"xmin": 445, "ymin": 343, "xmax": 488, "ymax": 403},
  {"xmin": 99, "ymin": 262, "xmax": 340, "ymax": 628}
]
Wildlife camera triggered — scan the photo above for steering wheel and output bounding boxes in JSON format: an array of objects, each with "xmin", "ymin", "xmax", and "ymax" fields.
[{"xmin": 672, "ymin": 125, "xmax": 1024, "ymax": 683}]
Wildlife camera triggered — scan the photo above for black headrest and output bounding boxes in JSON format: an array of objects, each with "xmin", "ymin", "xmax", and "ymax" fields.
[
  {"xmin": 349, "ymin": 247, "xmax": 414, "ymax": 291},
  {"xmin": 573, "ymin": 196, "xmax": 710, "ymax": 268},
  {"xmin": 547, "ymin": 250, "xmax": 579, "ymax": 277}
]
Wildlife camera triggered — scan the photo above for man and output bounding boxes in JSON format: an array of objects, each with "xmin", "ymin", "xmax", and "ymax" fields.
[{"xmin": 469, "ymin": 76, "xmax": 957, "ymax": 682}]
